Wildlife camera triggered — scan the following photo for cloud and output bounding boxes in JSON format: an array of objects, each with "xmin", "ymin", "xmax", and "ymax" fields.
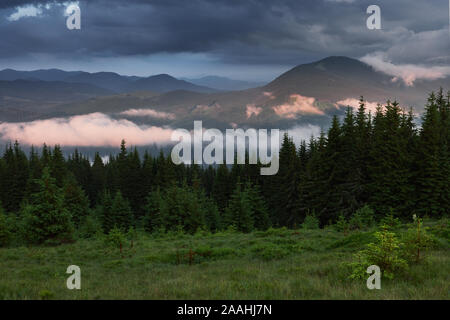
[
  {"xmin": 273, "ymin": 94, "xmax": 324, "ymax": 119},
  {"xmin": 263, "ymin": 92, "xmax": 275, "ymax": 100},
  {"xmin": 0, "ymin": 0, "xmax": 449, "ymax": 81},
  {"xmin": 119, "ymin": 108, "xmax": 175, "ymax": 120},
  {"xmin": 336, "ymin": 98, "xmax": 381, "ymax": 114},
  {"xmin": 285, "ymin": 124, "xmax": 322, "ymax": 147},
  {"xmin": 192, "ymin": 103, "xmax": 222, "ymax": 113},
  {"xmin": 246, "ymin": 104, "xmax": 263, "ymax": 119},
  {"xmin": 7, "ymin": 4, "xmax": 43, "ymax": 21},
  {"xmin": 0, "ymin": 112, "xmax": 174, "ymax": 146},
  {"xmin": 361, "ymin": 52, "xmax": 450, "ymax": 86}
]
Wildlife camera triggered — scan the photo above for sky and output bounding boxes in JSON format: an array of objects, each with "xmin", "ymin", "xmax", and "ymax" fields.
[{"xmin": 0, "ymin": 0, "xmax": 449, "ymax": 81}]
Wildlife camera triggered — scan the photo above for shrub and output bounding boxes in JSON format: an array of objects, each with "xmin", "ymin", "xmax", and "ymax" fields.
[
  {"xmin": 379, "ymin": 209, "xmax": 402, "ymax": 230},
  {"xmin": 104, "ymin": 227, "xmax": 126, "ymax": 249},
  {"xmin": 348, "ymin": 225, "xmax": 408, "ymax": 279},
  {"xmin": 401, "ymin": 216, "xmax": 435, "ymax": 264},
  {"xmin": 334, "ymin": 214, "xmax": 349, "ymax": 233},
  {"xmin": 0, "ymin": 210, "xmax": 11, "ymax": 247},
  {"xmin": 302, "ymin": 213, "xmax": 320, "ymax": 230},
  {"xmin": 349, "ymin": 205, "xmax": 375, "ymax": 230},
  {"xmin": 77, "ymin": 214, "xmax": 102, "ymax": 239},
  {"xmin": 428, "ymin": 217, "xmax": 450, "ymax": 241}
]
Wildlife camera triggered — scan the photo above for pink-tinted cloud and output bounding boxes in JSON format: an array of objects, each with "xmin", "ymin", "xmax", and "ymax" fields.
[
  {"xmin": 246, "ymin": 104, "xmax": 263, "ymax": 118},
  {"xmin": 361, "ymin": 53, "xmax": 450, "ymax": 86},
  {"xmin": 336, "ymin": 98, "xmax": 381, "ymax": 114},
  {"xmin": 0, "ymin": 113, "xmax": 174, "ymax": 147},
  {"xmin": 273, "ymin": 94, "xmax": 324, "ymax": 119},
  {"xmin": 192, "ymin": 103, "xmax": 222, "ymax": 113},
  {"xmin": 263, "ymin": 92, "xmax": 276, "ymax": 100},
  {"xmin": 119, "ymin": 108, "xmax": 175, "ymax": 120}
]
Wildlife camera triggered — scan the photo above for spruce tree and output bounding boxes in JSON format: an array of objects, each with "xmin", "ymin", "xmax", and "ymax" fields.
[
  {"xmin": 22, "ymin": 167, "xmax": 74, "ymax": 244},
  {"xmin": 63, "ymin": 174, "xmax": 90, "ymax": 228},
  {"xmin": 245, "ymin": 182, "xmax": 271, "ymax": 230},
  {"xmin": 99, "ymin": 190, "xmax": 114, "ymax": 233},
  {"xmin": 416, "ymin": 93, "xmax": 443, "ymax": 216},
  {"xmin": 0, "ymin": 204, "xmax": 11, "ymax": 247},
  {"xmin": 0, "ymin": 142, "xmax": 29, "ymax": 213},
  {"xmin": 50, "ymin": 145, "xmax": 67, "ymax": 188},
  {"xmin": 143, "ymin": 188, "xmax": 165, "ymax": 232},
  {"xmin": 110, "ymin": 191, "xmax": 133, "ymax": 232},
  {"xmin": 224, "ymin": 182, "xmax": 254, "ymax": 233},
  {"xmin": 91, "ymin": 152, "xmax": 106, "ymax": 205}
]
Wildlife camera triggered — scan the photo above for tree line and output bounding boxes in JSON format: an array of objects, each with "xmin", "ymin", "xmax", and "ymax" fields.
[{"xmin": 0, "ymin": 90, "xmax": 448, "ymax": 245}]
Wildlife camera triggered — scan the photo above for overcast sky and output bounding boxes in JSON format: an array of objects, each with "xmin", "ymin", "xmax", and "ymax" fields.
[{"xmin": 0, "ymin": 0, "xmax": 449, "ymax": 81}]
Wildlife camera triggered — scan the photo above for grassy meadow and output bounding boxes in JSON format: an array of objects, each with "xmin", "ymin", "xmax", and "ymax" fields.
[{"xmin": 0, "ymin": 219, "xmax": 449, "ymax": 300}]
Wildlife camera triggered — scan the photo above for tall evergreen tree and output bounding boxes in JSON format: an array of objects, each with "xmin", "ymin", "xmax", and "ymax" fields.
[
  {"xmin": 22, "ymin": 167, "xmax": 73, "ymax": 244},
  {"xmin": 224, "ymin": 182, "xmax": 254, "ymax": 233},
  {"xmin": 63, "ymin": 174, "xmax": 90, "ymax": 227}
]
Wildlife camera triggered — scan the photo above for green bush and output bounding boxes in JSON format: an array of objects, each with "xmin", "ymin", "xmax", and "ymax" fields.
[
  {"xmin": 348, "ymin": 226, "xmax": 408, "ymax": 280},
  {"xmin": 349, "ymin": 205, "xmax": 375, "ymax": 230},
  {"xmin": 401, "ymin": 216, "xmax": 435, "ymax": 264},
  {"xmin": 302, "ymin": 213, "xmax": 320, "ymax": 230},
  {"xmin": 379, "ymin": 209, "xmax": 402, "ymax": 230},
  {"xmin": 334, "ymin": 214, "xmax": 349, "ymax": 233},
  {"xmin": 428, "ymin": 218, "xmax": 450, "ymax": 241},
  {"xmin": 77, "ymin": 214, "xmax": 103, "ymax": 239},
  {"xmin": 0, "ymin": 210, "xmax": 11, "ymax": 247},
  {"xmin": 104, "ymin": 227, "xmax": 126, "ymax": 248}
]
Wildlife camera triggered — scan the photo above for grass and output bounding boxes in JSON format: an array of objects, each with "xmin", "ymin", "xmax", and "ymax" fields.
[{"xmin": 0, "ymin": 221, "xmax": 449, "ymax": 300}]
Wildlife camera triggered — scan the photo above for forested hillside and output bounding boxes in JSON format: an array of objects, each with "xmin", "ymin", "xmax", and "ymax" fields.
[{"xmin": 0, "ymin": 90, "xmax": 449, "ymax": 246}]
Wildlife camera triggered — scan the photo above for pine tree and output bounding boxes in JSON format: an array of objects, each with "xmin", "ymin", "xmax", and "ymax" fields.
[
  {"xmin": 63, "ymin": 174, "xmax": 90, "ymax": 228},
  {"xmin": 213, "ymin": 164, "xmax": 231, "ymax": 212},
  {"xmin": 368, "ymin": 102, "xmax": 415, "ymax": 217},
  {"xmin": 270, "ymin": 133, "xmax": 300, "ymax": 227},
  {"xmin": 416, "ymin": 93, "xmax": 443, "ymax": 216},
  {"xmin": 50, "ymin": 145, "xmax": 67, "ymax": 188},
  {"xmin": 0, "ymin": 204, "xmax": 11, "ymax": 247},
  {"xmin": 110, "ymin": 191, "xmax": 133, "ymax": 232},
  {"xmin": 0, "ymin": 142, "xmax": 29, "ymax": 213},
  {"xmin": 143, "ymin": 187, "xmax": 165, "ymax": 232},
  {"xmin": 203, "ymin": 195, "xmax": 222, "ymax": 232},
  {"xmin": 26, "ymin": 146, "xmax": 43, "ymax": 198},
  {"xmin": 245, "ymin": 182, "xmax": 271, "ymax": 230},
  {"xmin": 99, "ymin": 190, "xmax": 114, "ymax": 233},
  {"xmin": 22, "ymin": 167, "xmax": 73, "ymax": 244},
  {"xmin": 91, "ymin": 152, "xmax": 106, "ymax": 205},
  {"xmin": 224, "ymin": 182, "xmax": 254, "ymax": 233}
]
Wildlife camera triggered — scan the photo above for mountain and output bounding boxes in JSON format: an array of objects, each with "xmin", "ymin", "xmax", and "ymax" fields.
[
  {"xmin": 0, "ymin": 68, "xmax": 85, "ymax": 82},
  {"xmin": 0, "ymin": 69, "xmax": 216, "ymax": 94},
  {"xmin": 2, "ymin": 57, "xmax": 450, "ymax": 128},
  {"xmin": 181, "ymin": 76, "xmax": 266, "ymax": 91},
  {"xmin": 0, "ymin": 79, "xmax": 112, "ymax": 101},
  {"xmin": 126, "ymin": 74, "xmax": 217, "ymax": 93},
  {"xmin": 64, "ymin": 71, "xmax": 135, "ymax": 92},
  {"xmin": 0, "ymin": 79, "xmax": 113, "ymax": 121},
  {"xmin": 264, "ymin": 56, "xmax": 396, "ymax": 102}
]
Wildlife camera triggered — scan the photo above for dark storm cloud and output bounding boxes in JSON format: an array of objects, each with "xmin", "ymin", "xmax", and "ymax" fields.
[
  {"xmin": 0, "ymin": 0, "xmax": 449, "ymax": 67},
  {"xmin": 0, "ymin": 0, "xmax": 52, "ymax": 8}
]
